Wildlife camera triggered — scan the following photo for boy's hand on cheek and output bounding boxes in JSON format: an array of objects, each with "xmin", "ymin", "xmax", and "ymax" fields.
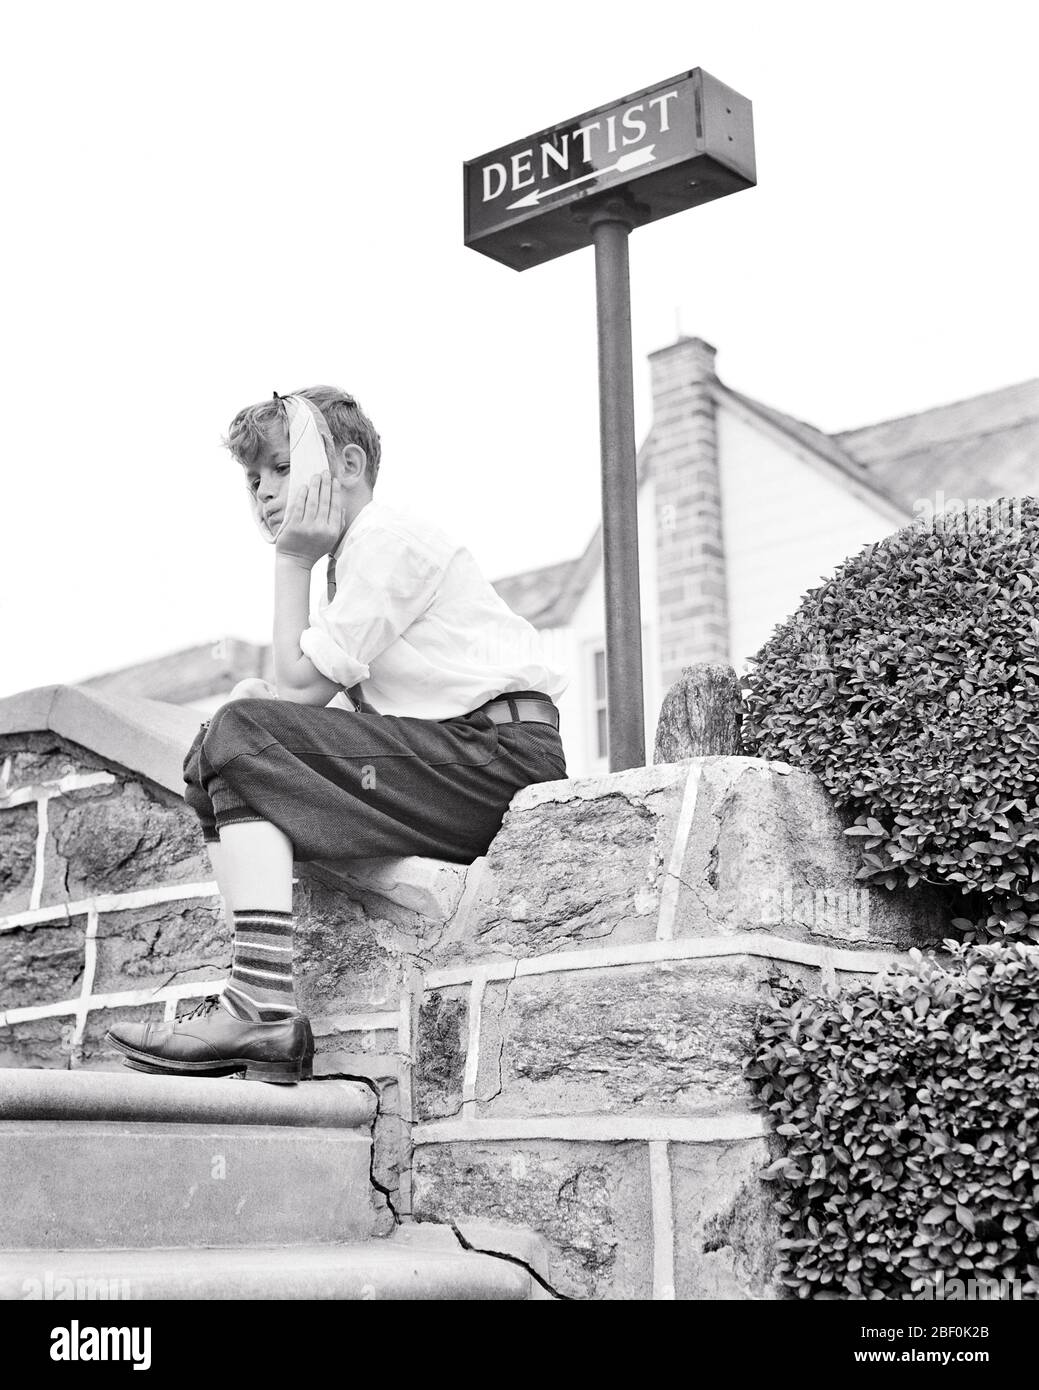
[{"xmin": 275, "ymin": 473, "xmax": 347, "ymax": 569}]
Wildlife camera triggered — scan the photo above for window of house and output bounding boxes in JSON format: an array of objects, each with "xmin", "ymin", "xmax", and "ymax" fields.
[{"xmin": 592, "ymin": 646, "xmax": 608, "ymax": 760}]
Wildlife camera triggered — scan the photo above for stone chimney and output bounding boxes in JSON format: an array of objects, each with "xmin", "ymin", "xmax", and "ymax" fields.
[{"xmin": 649, "ymin": 337, "xmax": 730, "ymax": 689}]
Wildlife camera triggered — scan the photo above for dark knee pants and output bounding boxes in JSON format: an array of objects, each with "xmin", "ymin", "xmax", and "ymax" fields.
[{"xmin": 183, "ymin": 698, "xmax": 567, "ymax": 865}]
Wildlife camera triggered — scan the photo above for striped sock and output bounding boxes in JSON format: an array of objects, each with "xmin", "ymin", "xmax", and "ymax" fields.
[{"xmin": 222, "ymin": 909, "xmax": 299, "ymax": 1022}]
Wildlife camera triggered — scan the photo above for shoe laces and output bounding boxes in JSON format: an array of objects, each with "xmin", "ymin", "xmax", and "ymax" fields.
[{"xmin": 181, "ymin": 995, "xmax": 223, "ymax": 1022}]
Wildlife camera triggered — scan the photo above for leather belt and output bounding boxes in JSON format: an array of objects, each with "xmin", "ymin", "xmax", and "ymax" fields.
[{"xmin": 477, "ymin": 689, "xmax": 559, "ymax": 730}]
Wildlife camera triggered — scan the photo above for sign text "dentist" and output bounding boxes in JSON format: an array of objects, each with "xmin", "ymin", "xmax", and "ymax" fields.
[{"xmin": 464, "ymin": 69, "xmax": 756, "ymax": 270}]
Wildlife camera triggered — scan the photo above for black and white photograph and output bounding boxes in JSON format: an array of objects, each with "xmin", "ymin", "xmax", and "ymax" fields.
[{"xmin": 0, "ymin": 0, "xmax": 1036, "ymax": 1357}]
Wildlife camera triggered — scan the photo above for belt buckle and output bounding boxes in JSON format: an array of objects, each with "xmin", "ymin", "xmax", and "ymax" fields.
[{"xmin": 481, "ymin": 692, "xmax": 557, "ymax": 729}]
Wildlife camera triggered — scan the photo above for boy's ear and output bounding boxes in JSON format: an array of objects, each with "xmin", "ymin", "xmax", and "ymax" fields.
[{"xmin": 332, "ymin": 443, "xmax": 367, "ymax": 483}]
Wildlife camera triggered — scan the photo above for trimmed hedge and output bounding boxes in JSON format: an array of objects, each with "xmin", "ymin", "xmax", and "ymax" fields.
[
  {"xmin": 748, "ymin": 941, "xmax": 1039, "ymax": 1299},
  {"xmin": 740, "ymin": 498, "xmax": 1039, "ymax": 942}
]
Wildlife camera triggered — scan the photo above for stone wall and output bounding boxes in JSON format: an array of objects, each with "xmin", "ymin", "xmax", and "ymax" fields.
[
  {"xmin": 404, "ymin": 758, "xmax": 953, "ymax": 1299},
  {"xmin": 0, "ymin": 710, "xmax": 957, "ymax": 1299},
  {"xmin": 0, "ymin": 727, "xmax": 431, "ymax": 1217},
  {"xmin": 0, "ymin": 732, "xmax": 223, "ymax": 1073}
]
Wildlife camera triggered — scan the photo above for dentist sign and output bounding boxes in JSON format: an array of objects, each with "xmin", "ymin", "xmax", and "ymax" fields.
[
  {"xmin": 464, "ymin": 69, "xmax": 755, "ymax": 270},
  {"xmin": 463, "ymin": 67, "xmax": 755, "ymax": 772}
]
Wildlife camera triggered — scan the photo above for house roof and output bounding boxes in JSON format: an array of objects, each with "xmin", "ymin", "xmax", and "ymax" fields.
[
  {"xmin": 715, "ymin": 384, "xmax": 910, "ymax": 517},
  {"xmin": 490, "ymin": 557, "xmax": 583, "ymax": 627},
  {"xmin": 81, "ymin": 638, "xmax": 271, "ymax": 704},
  {"xmin": 834, "ymin": 378, "xmax": 1039, "ymax": 508},
  {"xmin": 491, "ymin": 368, "xmax": 1038, "ymax": 628}
]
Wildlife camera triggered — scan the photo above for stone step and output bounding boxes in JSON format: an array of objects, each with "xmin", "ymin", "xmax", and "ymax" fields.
[
  {"xmin": 0, "ymin": 1066, "xmax": 377, "ymax": 1129},
  {"xmin": 0, "ymin": 1067, "xmax": 389, "ymax": 1250},
  {"xmin": 0, "ymin": 1225, "xmax": 535, "ymax": 1300}
]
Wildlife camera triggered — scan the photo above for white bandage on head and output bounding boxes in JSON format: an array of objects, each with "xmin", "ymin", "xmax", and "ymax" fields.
[{"xmin": 252, "ymin": 393, "xmax": 336, "ymax": 544}]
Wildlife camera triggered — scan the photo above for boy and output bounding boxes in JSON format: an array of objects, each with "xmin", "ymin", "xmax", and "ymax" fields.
[{"xmin": 107, "ymin": 387, "xmax": 568, "ymax": 1083}]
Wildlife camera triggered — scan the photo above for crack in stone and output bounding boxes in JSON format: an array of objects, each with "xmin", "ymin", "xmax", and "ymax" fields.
[
  {"xmin": 102, "ymin": 835, "xmax": 149, "ymax": 884},
  {"xmin": 428, "ymin": 1092, "xmax": 468, "ymax": 1121},
  {"xmin": 316, "ymin": 1070, "xmax": 401, "ymax": 1227},
  {"xmin": 471, "ymin": 962, "xmax": 518, "ymax": 1109},
  {"xmin": 429, "ymin": 964, "xmax": 520, "ymax": 1116},
  {"xmin": 422, "ymin": 860, "xmax": 484, "ymax": 957},
  {"xmin": 662, "ymin": 867, "xmax": 727, "ymax": 928},
  {"xmin": 152, "ymin": 961, "xmax": 231, "ymax": 995},
  {"xmin": 491, "ymin": 970, "xmax": 517, "ymax": 1105},
  {"xmin": 475, "ymin": 886, "xmax": 660, "ymax": 947},
  {"xmin": 447, "ymin": 1219, "xmax": 571, "ymax": 1300}
]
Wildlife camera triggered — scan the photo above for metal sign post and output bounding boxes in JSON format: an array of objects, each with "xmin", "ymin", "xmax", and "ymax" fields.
[
  {"xmin": 464, "ymin": 69, "xmax": 755, "ymax": 770},
  {"xmin": 588, "ymin": 198, "xmax": 645, "ymax": 769}
]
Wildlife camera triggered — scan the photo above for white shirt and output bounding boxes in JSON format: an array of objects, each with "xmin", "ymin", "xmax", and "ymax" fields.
[{"xmin": 299, "ymin": 499, "xmax": 569, "ymax": 719}]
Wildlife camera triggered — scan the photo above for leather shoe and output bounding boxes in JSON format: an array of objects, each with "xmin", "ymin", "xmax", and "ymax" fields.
[{"xmin": 106, "ymin": 996, "xmax": 314, "ymax": 1085}]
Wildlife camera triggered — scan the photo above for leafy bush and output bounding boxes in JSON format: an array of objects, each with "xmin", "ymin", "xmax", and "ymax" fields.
[
  {"xmin": 748, "ymin": 941, "xmax": 1039, "ymax": 1299},
  {"xmin": 740, "ymin": 499, "xmax": 1039, "ymax": 942}
]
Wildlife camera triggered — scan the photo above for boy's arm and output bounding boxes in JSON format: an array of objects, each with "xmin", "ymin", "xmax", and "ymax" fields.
[
  {"xmin": 298, "ymin": 522, "xmax": 444, "ymax": 691},
  {"xmin": 272, "ymin": 473, "xmax": 349, "ymax": 705},
  {"xmin": 273, "ymin": 553, "xmax": 344, "ymax": 704}
]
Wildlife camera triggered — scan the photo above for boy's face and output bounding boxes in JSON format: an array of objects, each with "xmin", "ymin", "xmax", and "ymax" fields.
[{"xmin": 242, "ymin": 424, "xmax": 291, "ymax": 532}]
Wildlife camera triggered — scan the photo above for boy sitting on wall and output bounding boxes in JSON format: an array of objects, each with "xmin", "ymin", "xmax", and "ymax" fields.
[{"xmin": 107, "ymin": 387, "xmax": 568, "ymax": 1082}]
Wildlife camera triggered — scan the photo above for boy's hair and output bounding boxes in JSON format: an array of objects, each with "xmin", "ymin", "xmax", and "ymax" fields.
[{"xmin": 223, "ymin": 386, "xmax": 381, "ymax": 487}]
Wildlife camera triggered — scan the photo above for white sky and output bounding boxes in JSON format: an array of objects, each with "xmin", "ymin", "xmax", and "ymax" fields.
[{"xmin": 2, "ymin": 0, "xmax": 1037, "ymax": 697}]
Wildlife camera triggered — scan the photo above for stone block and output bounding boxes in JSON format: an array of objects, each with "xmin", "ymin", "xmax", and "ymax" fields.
[
  {"xmin": 265, "ymin": 1039, "xmax": 403, "ymax": 1225},
  {"xmin": 0, "ymin": 804, "xmax": 38, "ymax": 917},
  {"xmin": 673, "ymin": 758, "xmax": 954, "ymax": 949},
  {"xmin": 0, "ymin": 1235, "xmax": 531, "ymax": 1300},
  {"xmin": 310, "ymin": 856, "xmax": 468, "ymax": 922},
  {"xmin": 671, "ymin": 1139, "xmax": 784, "ymax": 1299},
  {"xmin": 308, "ymin": 1039, "xmax": 406, "ymax": 1215},
  {"xmin": 295, "ymin": 1050, "xmax": 404, "ymax": 1220},
  {"xmin": 1, "ymin": 1120, "xmax": 383, "ymax": 1248},
  {"xmin": 43, "ymin": 780, "xmax": 210, "ymax": 903},
  {"xmin": 452, "ymin": 1217, "xmax": 555, "ymax": 1291},
  {"xmin": 0, "ymin": 918, "xmax": 86, "ymax": 1010},
  {"xmin": 0, "ymin": 732, "xmax": 108, "ymax": 793},
  {"xmin": 415, "ymin": 988, "xmax": 468, "ymax": 1121},
  {"xmin": 312, "ymin": 1045, "xmax": 400, "ymax": 1082},
  {"xmin": 654, "ymin": 663, "xmax": 742, "ymax": 762},
  {"xmin": 436, "ymin": 764, "xmax": 692, "ymax": 966},
  {"xmin": 370, "ymin": 1077, "xmax": 406, "ymax": 1220},
  {"xmin": 294, "ymin": 877, "xmax": 436, "ymax": 1017},
  {"xmin": 78, "ymin": 1003, "xmax": 166, "ymax": 1071},
  {"xmin": 0, "ymin": 1060, "xmax": 377, "ymax": 1127},
  {"xmin": 474, "ymin": 959, "xmax": 773, "ymax": 1118},
  {"xmin": 0, "ymin": 1016, "xmax": 71, "ymax": 1069},
  {"xmin": 422, "ymin": 750, "xmax": 951, "ymax": 969},
  {"xmin": 313, "ymin": 1027, "xmax": 399, "ymax": 1063},
  {"xmin": 411, "ymin": 1140, "xmax": 653, "ymax": 1299},
  {"xmin": 92, "ymin": 900, "xmax": 228, "ymax": 995}
]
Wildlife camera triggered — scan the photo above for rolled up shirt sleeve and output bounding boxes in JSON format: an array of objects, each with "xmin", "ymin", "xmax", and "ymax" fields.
[
  {"xmin": 299, "ymin": 626, "xmax": 369, "ymax": 689},
  {"xmin": 299, "ymin": 524, "xmax": 444, "ymax": 689}
]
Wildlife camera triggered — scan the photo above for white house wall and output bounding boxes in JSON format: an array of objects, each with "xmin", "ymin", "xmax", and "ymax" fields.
[{"xmin": 716, "ymin": 403, "xmax": 908, "ymax": 672}]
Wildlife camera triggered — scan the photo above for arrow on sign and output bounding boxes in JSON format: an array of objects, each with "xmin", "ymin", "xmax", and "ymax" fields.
[{"xmin": 507, "ymin": 145, "xmax": 657, "ymax": 210}]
